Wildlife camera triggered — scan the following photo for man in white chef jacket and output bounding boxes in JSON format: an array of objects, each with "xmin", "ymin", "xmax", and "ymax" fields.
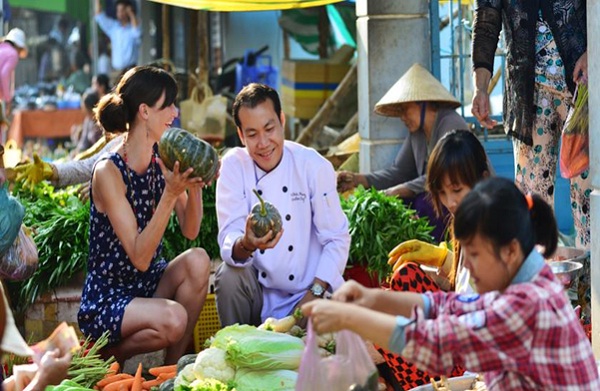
[{"xmin": 215, "ymin": 83, "xmax": 351, "ymax": 326}]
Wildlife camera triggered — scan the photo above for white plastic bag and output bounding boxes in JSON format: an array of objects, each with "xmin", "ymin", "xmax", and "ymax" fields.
[
  {"xmin": 180, "ymin": 84, "xmax": 227, "ymax": 141},
  {"xmin": 0, "ymin": 225, "xmax": 39, "ymax": 281},
  {"xmin": 296, "ymin": 321, "xmax": 378, "ymax": 391}
]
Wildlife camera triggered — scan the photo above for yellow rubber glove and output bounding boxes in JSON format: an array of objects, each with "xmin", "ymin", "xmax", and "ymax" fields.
[
  {"xmin": 8, "ymin": 153, "xmax": 54, "ymax": 191},
  {"xmin": 387, "ymin": 239, "xmax": 449, "ymax": 272}
]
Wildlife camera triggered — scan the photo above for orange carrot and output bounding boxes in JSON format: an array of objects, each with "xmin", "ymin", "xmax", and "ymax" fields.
[
  {"xmin": 131, "ymin": 363, "xmax": 143, "ymax": 391},
  {"xmin": 102, "ymin": 378, "xmax": 135, "ymax": 391},
  {"xmin": 157, "ymin": 371, "xmax": 176, "ymax": 380},
  {"xmin": 97, "ymin": 374, "xmax": 133, "ymax": 388},
  {"xmin": 108, "ymin": 362, "xmax": 120, "ymax": 375},
  {"xmin": 141, "ymin": 379, "xmax": 164, "ymax": 389},
  {"xmin": 148, "ymin": 365, "xmax": 177, "ymax": 377}
]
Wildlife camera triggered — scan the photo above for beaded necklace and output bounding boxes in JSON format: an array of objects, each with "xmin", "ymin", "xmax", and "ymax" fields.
[{"xmin": 123, "ymin": 136, "xmax": 157, "ymax": 216}]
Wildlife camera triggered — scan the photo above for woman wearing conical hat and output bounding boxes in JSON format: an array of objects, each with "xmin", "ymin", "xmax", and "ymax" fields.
[{"xmin": 337, "ymin": 63, "xmax": 469, "ymax": 241}]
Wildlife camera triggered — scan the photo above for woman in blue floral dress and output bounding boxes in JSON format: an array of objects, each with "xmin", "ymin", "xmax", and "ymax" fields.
[{"xmin": 78, "ymin": 66, "xmax": 213, "ymax": 365}]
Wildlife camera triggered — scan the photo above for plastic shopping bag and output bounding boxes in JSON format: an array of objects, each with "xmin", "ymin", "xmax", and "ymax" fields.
[
  {"xmin": 3, "ymin": 139, "xmax": 23, "ymax": 168},
  {"xmin": 179, "ymin": 84, "xmax": 227, "ymax": 141},
  {"xmin": 560, "ymin": 82, "xmax": 589, "ymax": 179},
  {"xmin": 0, "ymin": 185, "xmax": 25, "ymax": 257},
  {"xmin": 0, "ymin": 225, "xmax": 38, "ymax": 280},
  {"xmin": 296, "ymin": 321, "xmax": 378, "ymax": 391}
]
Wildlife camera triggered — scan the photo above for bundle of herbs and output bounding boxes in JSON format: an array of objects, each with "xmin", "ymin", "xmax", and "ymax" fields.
[
  {"xmin": 68, "ymin": 332, "xmax": 115, "ymax": 388},
  {"xmin": 340, "ymin": 186, "xmax": 434, "ymax": 281},
  {"xmin": 560, "ymin": 81, "xmax": 589, "ymax": 178}
]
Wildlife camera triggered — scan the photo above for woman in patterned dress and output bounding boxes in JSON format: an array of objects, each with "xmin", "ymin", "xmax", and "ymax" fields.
[
  {"xmin": 78, "ymin": 66, "xmax": 212, "ymax": 365},
  {"xmin": 471, "ymin": 0, "xmax": 590, "ymax": 249}
]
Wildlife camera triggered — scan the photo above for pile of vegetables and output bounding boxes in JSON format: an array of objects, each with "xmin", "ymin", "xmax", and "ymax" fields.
[
  {"xmin": 48, "ymin": 351, "xmax": 178, "ymax": 391},
  {"xmin": 173, "ymin": 324, "xmax": 305, "ymax": 391},
  {"xmin": 340, "ymin": 186, "xmax": 434, "ymax": 280},
  {"xmin": 93, "ymin": 362, "xmax": 177, "ymax": 391},
  {"xmin": 6, "ymin": 181, "xmax": 220, "ymax": 313}
]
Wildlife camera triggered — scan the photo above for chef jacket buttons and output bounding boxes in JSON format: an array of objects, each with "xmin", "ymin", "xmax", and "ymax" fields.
[
  {"xmin": 257, "ymin": 189, "xmax": 263, "ymax": 196},
  {"xmin": 285, "ymin": 214, "xmax": 291, "ymax": 221},
  {"xmin": 282, "ymin": 186, "xmax": 288, "ymax": 192},
  {"xmin": 288, "ymin": 245, "xmax": 293, "ymax": 252},
  {"xmin": 260, "ymin": 249, "xmax": 265, "ymax": 254},
  {"xmin": 288, "ymin": 274, "xmax": 294, "ymax": 281},
  {"xmin": 261, "ymin": 271, "xmax": 267, "ymax": 278}
]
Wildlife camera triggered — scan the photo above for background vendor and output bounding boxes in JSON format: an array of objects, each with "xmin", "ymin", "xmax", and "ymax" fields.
[{"xmin": 337, "ymin": 63, "xmax": 469, "ymax": 241}]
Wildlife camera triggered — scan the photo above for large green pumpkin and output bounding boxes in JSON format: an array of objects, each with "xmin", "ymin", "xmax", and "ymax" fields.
[
  {"xmin": 158, "ymin": 127, "xmax": 219, "ymax": 183},
  {"xmin": 250, "ymin": 189, "xmax": 283, "ymax": 238}
]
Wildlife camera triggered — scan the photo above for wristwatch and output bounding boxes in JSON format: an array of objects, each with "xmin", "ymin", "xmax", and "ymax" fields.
[{"xmin": 309, "ymin": 283, "xmax": 326, "ymax": 298}]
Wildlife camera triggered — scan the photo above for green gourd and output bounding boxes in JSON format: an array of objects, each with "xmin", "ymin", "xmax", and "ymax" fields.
[
  {"xmin": 176, "ymin": 353, "xmax": 198, "ymax": 374},
  {"xmin": 158, "ymin": 378, "xmax": 175, "ymax": 391},
  {"xmin": 158, "ymin": 127, "xmax": 219, "ymax": 183},
  {"xmin": 250, "ymin": 189, "xmax": 282, "ymax": 238}
]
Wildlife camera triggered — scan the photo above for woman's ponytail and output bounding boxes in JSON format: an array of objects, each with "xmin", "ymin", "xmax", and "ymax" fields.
[{"xmin": 529, "ymin": 193, "xmax": 558, "ymax": 258}]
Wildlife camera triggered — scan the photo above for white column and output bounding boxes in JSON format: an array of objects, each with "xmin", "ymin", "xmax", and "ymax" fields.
[
  {"xmin": 588, "ymin": 0, "xmax": 600, "ymax": 356},
  {"xmin": 356, "ymin": 0, "xmax": 431, "ymax": 172}
]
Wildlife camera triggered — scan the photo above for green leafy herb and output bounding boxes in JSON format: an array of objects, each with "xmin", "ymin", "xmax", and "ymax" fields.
[
  {"xmin": 340, "ymin": 186, "xmax": 434, "ymax": 281},
  {"xmin": 564, "ymin": 82, "xmax": 588, "ymax": 135},
  {"xmin": 8, "ymin": 182, "xmax": 90, "ymax": 312}
]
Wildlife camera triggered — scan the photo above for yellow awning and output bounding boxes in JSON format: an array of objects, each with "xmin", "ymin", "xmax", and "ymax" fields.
[
  {"xmin": 439, "ymin": 0, "xmax": 472, "ymax": 4},
  {"xmin": 148, "ymin": 0, "xmax": 344, "ymax": 11}
]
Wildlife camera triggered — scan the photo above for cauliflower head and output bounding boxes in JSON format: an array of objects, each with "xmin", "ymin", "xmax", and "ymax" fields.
[{"xmin": 193, "ymin": 347, "xmax": 235, "ymax": 383}]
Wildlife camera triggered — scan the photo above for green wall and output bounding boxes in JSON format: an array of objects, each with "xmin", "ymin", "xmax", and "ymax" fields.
[{"xmin": 8, "ymin": 0, "xmax": 90, "ymax": 22}]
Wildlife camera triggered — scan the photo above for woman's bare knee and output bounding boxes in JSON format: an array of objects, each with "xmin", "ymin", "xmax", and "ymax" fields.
[
  {"xmin": 159, "ymin": 302, "xmax": 188, "ymax": 343},
  {"xmin": 184, "ymin": 247, "xmax": 211, "ymax": 284}
]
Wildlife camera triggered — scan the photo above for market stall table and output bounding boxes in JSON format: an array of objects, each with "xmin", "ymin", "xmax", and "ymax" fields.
[{"xmin": 7, "ymin": 108, "xmax": 85, "ymax": 147}]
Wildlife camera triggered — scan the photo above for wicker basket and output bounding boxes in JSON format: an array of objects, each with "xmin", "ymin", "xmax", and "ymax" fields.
[{"xmin": 193, "ymin": 293, "xmax": 221, "ymax": 352}]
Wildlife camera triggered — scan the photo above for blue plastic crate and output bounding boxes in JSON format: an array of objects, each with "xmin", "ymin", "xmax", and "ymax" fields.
[{"xmin": 235, "ymin": 50, "xmax": 278, "ymax": 93}]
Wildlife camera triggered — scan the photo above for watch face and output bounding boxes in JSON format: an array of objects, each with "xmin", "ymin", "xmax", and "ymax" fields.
[{"xmin": 311, "ymin": 283, "xmax": 325, "ymax": 297}]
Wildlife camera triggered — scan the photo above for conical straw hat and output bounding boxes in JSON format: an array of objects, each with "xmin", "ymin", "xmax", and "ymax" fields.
[{"xmin": 374, "ymin": 63, "xmax": 461, "ymax": 117}]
